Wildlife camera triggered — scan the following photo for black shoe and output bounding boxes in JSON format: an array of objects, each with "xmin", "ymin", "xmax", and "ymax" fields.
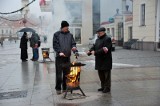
[
  {"xmin": 22, "ymin": 59, "xmax": 28, "ymax": 62},
  {"xmin": 98, "ymin": 88, "xmax": 104, "ymax": 91},
  {"xmin": 102, "ymin": 88, "xmax": 110, "ymax": 93},
  {"xmin": 31, "ymin": 59, "xmax": 38, "ymax": 61},
  {"xmin": 56, "ymin": 90, "xmax": 61, "ymax": 95}
]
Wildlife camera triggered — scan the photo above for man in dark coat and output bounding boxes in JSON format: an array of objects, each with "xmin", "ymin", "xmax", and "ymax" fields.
[
  {"xmin": 87, "ymin": 27, "xmax": 112, "ymax": 93},
  {"xmin": 30, "ymin": 32, "xmax": 40, "ymax": 61},
  {"xmin": 20, "ymin": 32, "xmax": 28, "ymax": 62},
  {"xmin": 53, "ymin": 21, "xmax": 78, "ymax": 94}
]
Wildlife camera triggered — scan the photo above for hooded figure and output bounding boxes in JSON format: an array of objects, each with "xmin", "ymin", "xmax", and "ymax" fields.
[{"xmin": 20, "ymin": 32, "xmax": 28, "ymax": 62}]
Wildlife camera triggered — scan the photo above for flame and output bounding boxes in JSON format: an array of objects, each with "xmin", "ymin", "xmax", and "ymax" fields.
[
  {"xmin": 72, "ymin": 62, "xmax": 75, "ymax": 65},
  {"xmin": 42, "ymin": 51, "xmax": 49, "ymax": 58},
  {"xmin": 67, "ymin": 63, "xmax": 81, "ymax": 87}
]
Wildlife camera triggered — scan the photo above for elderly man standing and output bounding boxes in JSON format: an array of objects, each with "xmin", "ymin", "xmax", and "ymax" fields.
[
  {"xmin": 53, "ymin": 21, "xmax": 78, "ymax": 94},
  {"xmin": 87, "ymin": 27, "xmax": 112, "ymax": 93}
]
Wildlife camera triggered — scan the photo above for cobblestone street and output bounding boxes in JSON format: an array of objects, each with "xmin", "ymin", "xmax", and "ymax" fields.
[{"xmin": 0, "ymin": 41, "xmax": 160, "ymax": 106}]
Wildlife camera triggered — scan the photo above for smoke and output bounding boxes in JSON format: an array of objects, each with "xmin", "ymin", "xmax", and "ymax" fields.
[
  {"xmin": 44, "ymin": 0, "xmax": 74, "ymax": 48},
  {"xmin": 51, "ymin": 0, "xmax": 73, "ymax": 31},
  {"xmin": 44, "ymin": 0, "xmax": 83, "ymax": 48}
]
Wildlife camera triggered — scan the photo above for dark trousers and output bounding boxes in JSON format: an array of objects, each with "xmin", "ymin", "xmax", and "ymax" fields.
[
  {"xmin": 55, "ymin": 57, "xmax": 70, "ymax": 91},
  {"xmin": 98, "ymin": 69, "xmax": 111, "ymax": 90},
  {"xmin": 21, "ymin": 49, "xmax": 28, "ymax": 60}
]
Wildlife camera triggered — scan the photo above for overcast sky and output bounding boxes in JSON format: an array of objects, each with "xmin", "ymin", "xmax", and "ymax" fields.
[
  {"xmin": 0, "ymin": 0, "xmax": 41, "ymax": 15},
  {"xmin": 0, "ymin": 0, "xmax": 132, "ymax": 22},
  {"xmin": 101, "ymin": 0, "xmax": 132, "ymax": 22}
]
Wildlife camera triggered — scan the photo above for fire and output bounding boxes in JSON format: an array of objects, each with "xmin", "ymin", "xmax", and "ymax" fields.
[
  {"xmin": 42, "ymin": 51, "xmax": 49, "ymax": 58},
  {"xmin": 66, "ymin": 63, "xmax": 81, "ymax": 88}
]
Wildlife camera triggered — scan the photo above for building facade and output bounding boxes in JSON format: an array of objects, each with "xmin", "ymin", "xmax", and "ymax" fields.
[
  {"xmin": 101, "ymin": 0, "xmax": 160, "ymax": 51},
  {"xmin": 40, "ymin": 0, "xmax": 95, "ymax": 45},
  {"xmin": 132, "ymin": 0, "xmax": 160, "ymax": 51}
]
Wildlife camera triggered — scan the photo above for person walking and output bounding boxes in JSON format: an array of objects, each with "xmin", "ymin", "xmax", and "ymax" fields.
[
  {"xmin": 87, "ymin": 27, "xmax": 112, "ymax": 93},
  {"xmin": 30, "ymin": 32, "xmax": 40, "ymax": 61},
  {"xmin": 20, "ymin": 32, "xmax": 28, "ymax": 62},
  {"xmin": 53, "ymin": 20, "xmax": 78, "ymax": 95},
  {"xmin": 0, "ymin": 37, "xmax": 4, "ymax": 46}
]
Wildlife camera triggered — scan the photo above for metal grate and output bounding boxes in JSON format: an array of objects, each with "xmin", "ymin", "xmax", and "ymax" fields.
[{"xmin": 0, "ymin": 90, "xmax": 27, "ymax": 100}]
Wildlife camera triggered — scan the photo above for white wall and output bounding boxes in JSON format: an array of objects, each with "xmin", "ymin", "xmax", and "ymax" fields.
[
  {"xmin": 81, "ymin": 0, "xmax": 93, "ymax": 45},
  {"xmin": 133, "ymin": 0, "xmax": 156, "ymax": 42}
]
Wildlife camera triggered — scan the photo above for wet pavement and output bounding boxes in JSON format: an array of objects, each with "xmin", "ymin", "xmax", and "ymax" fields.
[{"xmin": 0, "ymin": 41, "xmax": 160, "ymax": 106}]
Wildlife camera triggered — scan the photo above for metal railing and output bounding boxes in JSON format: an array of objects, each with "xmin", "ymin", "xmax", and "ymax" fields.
[
  {"xmin": 123, "ymin": 39, "xmax": 139, "ymax": 50},
  {"xmin": 140, "ymin": 36, "xmax": 146, "ymax": 51}
]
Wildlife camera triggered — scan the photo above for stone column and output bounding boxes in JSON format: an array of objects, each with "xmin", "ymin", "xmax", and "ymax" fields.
[{"xmin": 81, "ymin": 0, "xmax": 93, "ymax": 45}]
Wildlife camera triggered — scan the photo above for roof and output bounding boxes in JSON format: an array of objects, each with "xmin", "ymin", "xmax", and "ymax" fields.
[
  {"xmin": 0, "ymin": 15, "xmax": 40, "ymax": 28},
  {"xmin": 125, "ymin": 15, "xmax": 133, "ymax": 22},
  {"xmin": 101, "ymin": 21, "xmax": 111, "ymax": 25}
]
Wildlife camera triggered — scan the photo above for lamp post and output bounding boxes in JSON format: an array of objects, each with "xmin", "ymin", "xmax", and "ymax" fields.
[
  {"xmin": 1, "ymin": 30, "xmax": 4, "ymax": 46},
  {"xmin": 39, "ymin": 16, "xmax": 43, "ymax": 35}
]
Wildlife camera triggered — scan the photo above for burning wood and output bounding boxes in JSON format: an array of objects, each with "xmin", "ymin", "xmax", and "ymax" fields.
[
  {"xmin": 66, "ymin": 62, "xmax": 81, "ymax": 88},
  {"xmin": 41, "ymin": 48, "xmax": 52, "ymax": 62},
  {"xmin": 64, "ymin": 62, "xmax": 86, "ymax": 99},
  {"xmin": 42, "ymin": 50, "xmax": 49, "ymax": 58}
]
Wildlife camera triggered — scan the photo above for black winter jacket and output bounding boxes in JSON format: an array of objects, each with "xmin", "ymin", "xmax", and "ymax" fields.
[
  {"xmin": 20, "ymin": 35, "xmax": 28, "ymax": 49},
  {"xmin": 90, "ymin": 34, "xmax": 112, "ymax": 70},
  {"xmin": 53, "ymin": 31, "xmax": 76, "ymax": 57}
]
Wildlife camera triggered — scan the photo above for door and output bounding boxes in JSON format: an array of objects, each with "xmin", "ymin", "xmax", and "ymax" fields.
[{"xmin": 128, "ymin": 26, "xmax": 132, "ymax": 40}]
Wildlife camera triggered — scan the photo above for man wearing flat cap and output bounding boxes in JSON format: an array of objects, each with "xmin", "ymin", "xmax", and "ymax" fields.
[
  {"xmin": 53, "ymin": 21, "xmax": 78, "ymax": 94},
  {"xmin": 87, "ymin": 27, "xmax": 112, "ymax": 93}
]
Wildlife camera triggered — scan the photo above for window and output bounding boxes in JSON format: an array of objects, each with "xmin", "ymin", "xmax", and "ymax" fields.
[
  {"xmin": 140, "ymin": 4, "xmax": 145, "ymax": 26},
  {"xmin": 69, "ymin": 27, "xmax": 81, "ymax": 44},
  {"xmin": 75, "ymin": 28, "xmax": 81, "ymax": 44},
  {"xmin": 107, "ymin": 28, "xmax": 110, "ymax": 33},
  {"xmin": 10, "ymin": 30, "xmax": 12, "ymax": 34},
  {"xmin": 6, "ymin": 30, "xmax": 8, "ymax": 34}
]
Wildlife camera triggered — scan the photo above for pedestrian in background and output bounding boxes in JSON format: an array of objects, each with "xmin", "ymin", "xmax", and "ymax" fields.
[
  {"xmin": 20, "ymin": 32, "xmax": 28, "ymax": 62},
  {"xmin": 53, "ymin": 20, "xmax": 79, "ymax": 95},
  {"xmin": 87, "ymin": 27, "xmax": 112, "ymax": 93},
  {"xmin": 30, "ymin": 32, "xmax": 40, "ymax": 61}
]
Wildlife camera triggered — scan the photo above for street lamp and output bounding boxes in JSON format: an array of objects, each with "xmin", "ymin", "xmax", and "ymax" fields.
[{"xmin": 39, "ymin": 16, "xmax": 43, "ymax": 35}]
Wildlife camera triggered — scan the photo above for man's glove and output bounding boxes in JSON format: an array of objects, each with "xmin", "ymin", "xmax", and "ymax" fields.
[
  {"xmin": 75, "ymin": 52, "xmax": 79, "ymax": 56},
  {"xmin": 87, "ymin": 51, "xmax": 92, "ymax": 56},
  {"xmin": 74, "ymin": 52, "xmax": 79, "ymax": 59}
]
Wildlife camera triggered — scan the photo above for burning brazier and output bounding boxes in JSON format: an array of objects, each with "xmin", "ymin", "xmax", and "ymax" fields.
[
  {"xmin": 63, "ymin": 62, "xmax": 86, "ymax": 99},
  {"xmin": 41, "ymin": 48, "xmax": 52, "ymax": 62}
]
